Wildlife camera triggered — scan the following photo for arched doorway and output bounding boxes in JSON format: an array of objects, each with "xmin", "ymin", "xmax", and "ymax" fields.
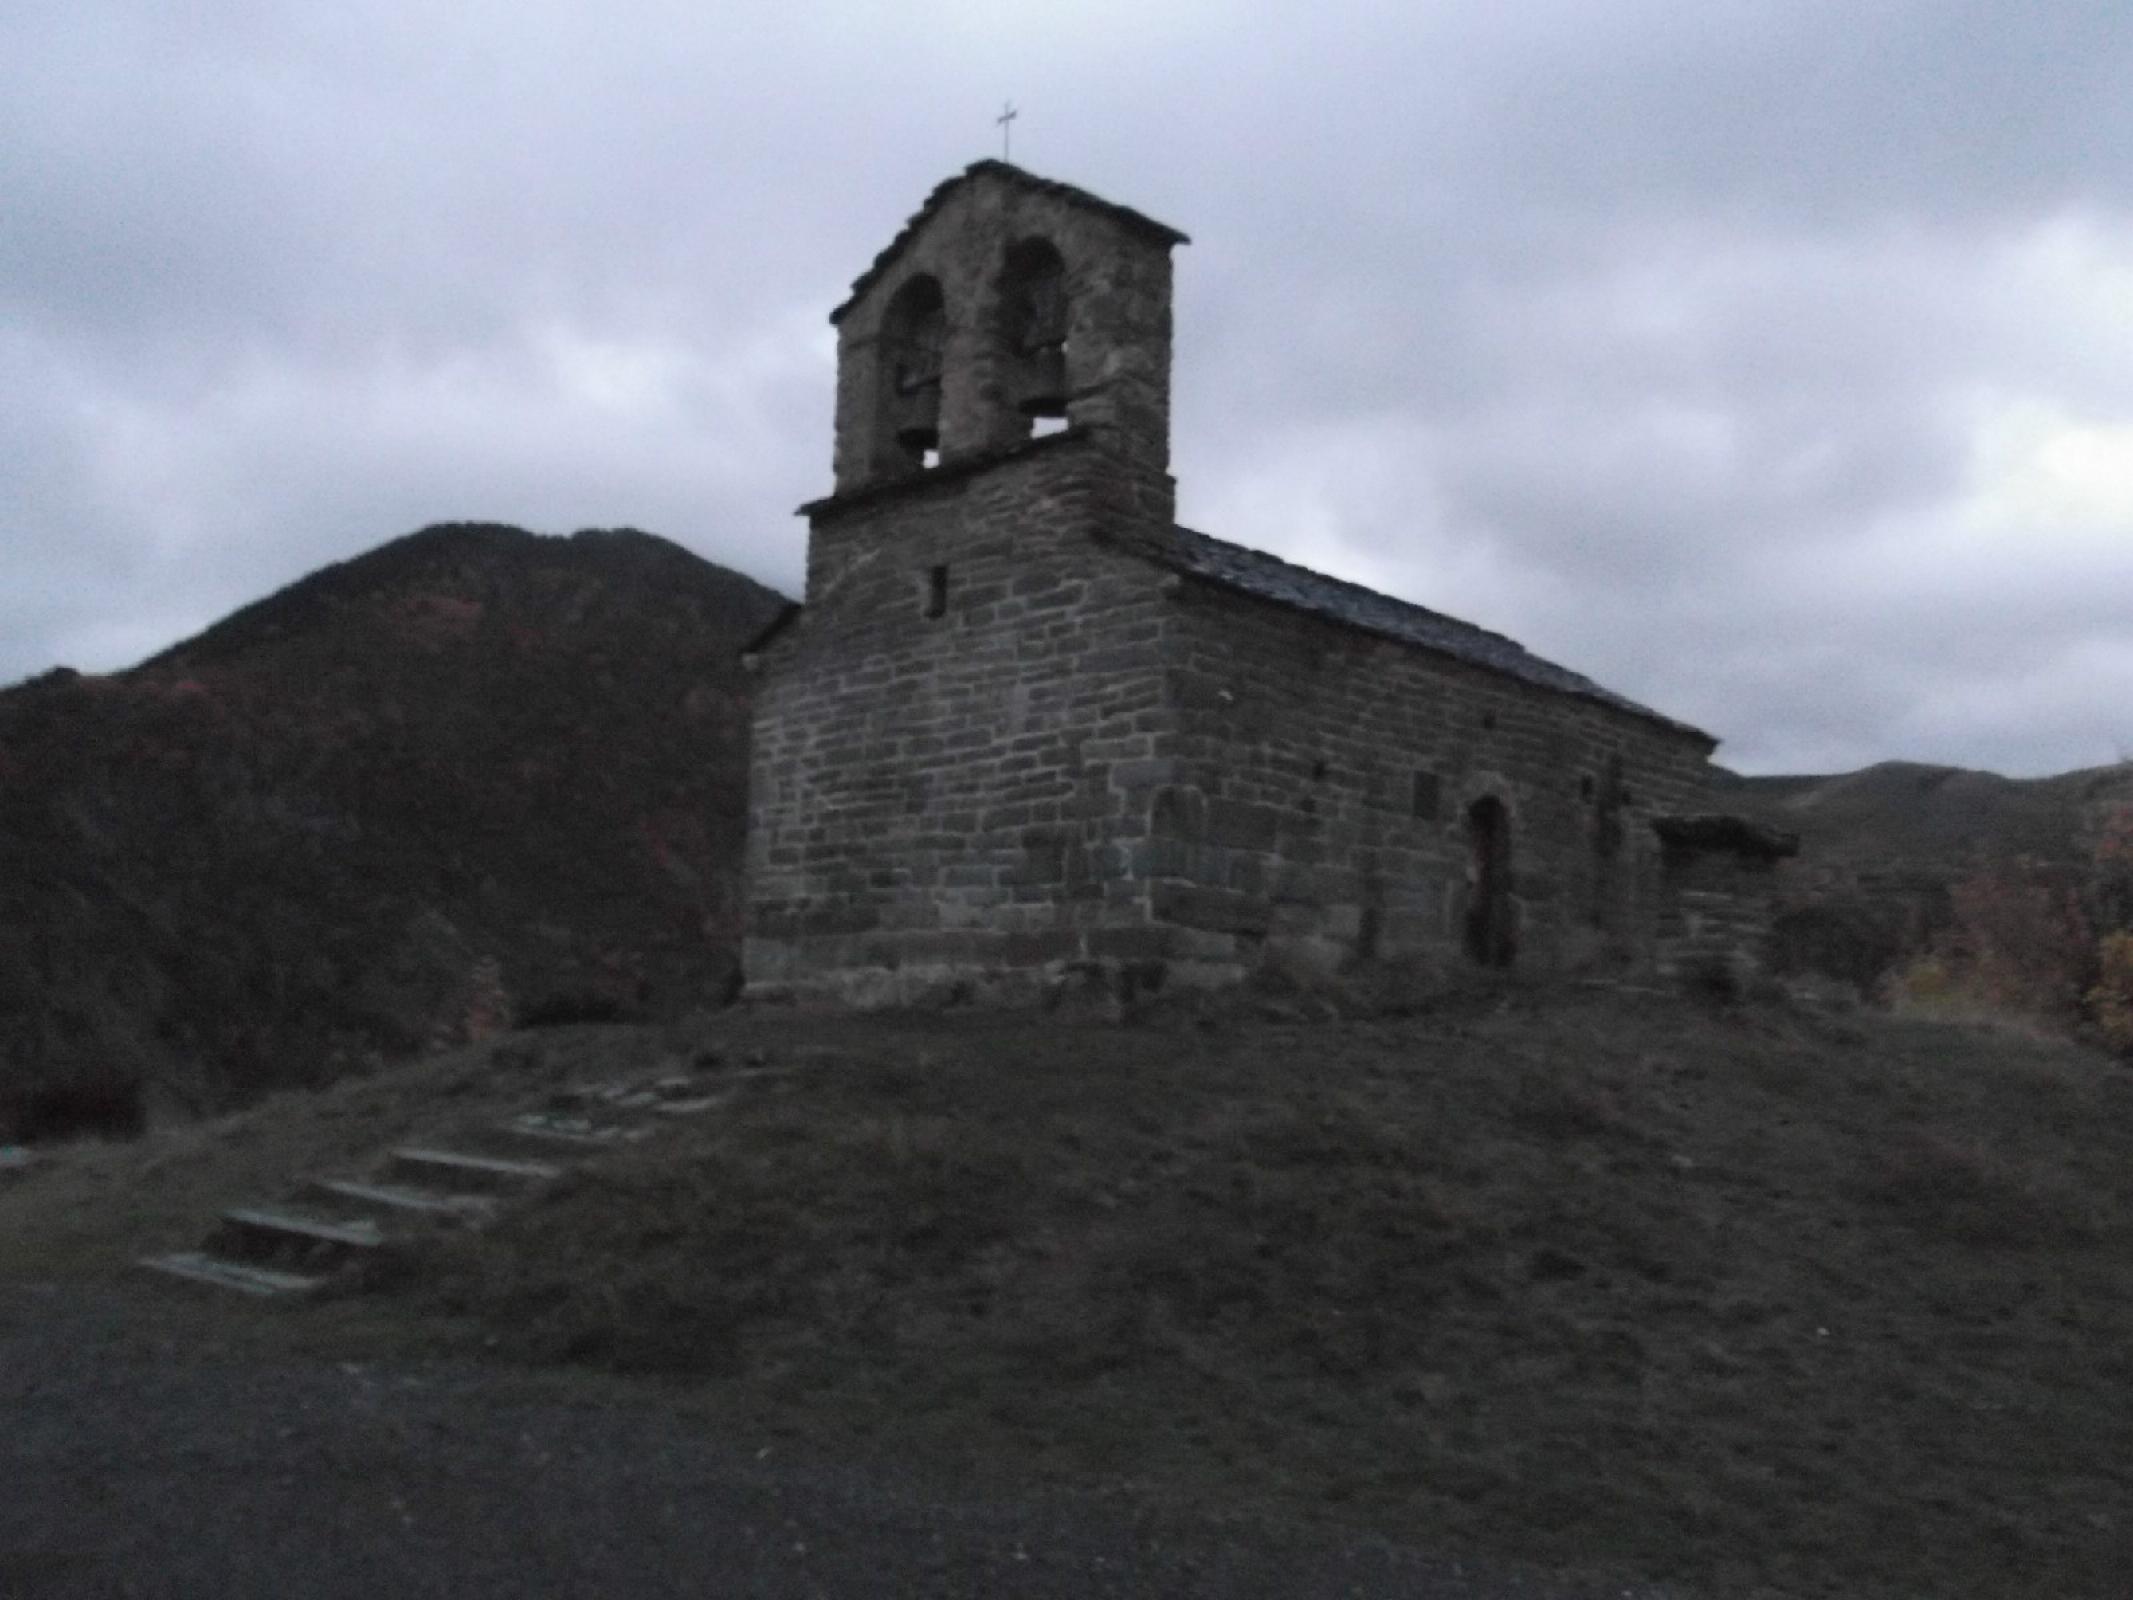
[{"xmin": 1464, "ymin": 796, "xmax": 1516, "ymax": 968}]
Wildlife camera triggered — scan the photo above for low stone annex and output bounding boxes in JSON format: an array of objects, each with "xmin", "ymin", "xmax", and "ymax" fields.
[{"xmin": 742, "ymin": 162, "xmax": 1793, "ymax": 1006}]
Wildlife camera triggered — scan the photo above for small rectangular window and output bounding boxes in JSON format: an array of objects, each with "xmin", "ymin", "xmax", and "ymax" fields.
[
  {"xmin": 1412, "ymin": 770, "xmax": 1441, "ymax": 820},
  {"xmin": 925, "ymin": 564, "xmax": 949, "ymax": 619}
]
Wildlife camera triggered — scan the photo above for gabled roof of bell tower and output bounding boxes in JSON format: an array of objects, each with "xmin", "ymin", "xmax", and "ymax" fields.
[{"xmin": 829, "ymin": 161, "xmax": 1190, "ymax": 325}]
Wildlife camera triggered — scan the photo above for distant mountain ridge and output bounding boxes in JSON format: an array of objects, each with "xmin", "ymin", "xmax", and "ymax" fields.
[
  {"xmin": 1720, "ymin": 759, "xmax": 2133, "ymax": 870},
  {"xmin": 0, "ymin": 523, "xmax": 787, "ymax": 1139}
]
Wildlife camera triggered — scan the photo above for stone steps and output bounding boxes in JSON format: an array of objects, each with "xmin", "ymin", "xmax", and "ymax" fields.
[{"xmin": 135, "ymin": 1049, "xmax": 824, "ymax": 1299}]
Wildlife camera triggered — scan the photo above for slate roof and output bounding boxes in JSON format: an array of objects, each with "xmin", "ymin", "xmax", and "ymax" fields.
[
  {"xmin": 829, "ymin": 161, "xmax": 1190, "ymax": 326},
  {"xmin": 1142, "ymin": 525, "xmax": 1712, "ymax": 742}
]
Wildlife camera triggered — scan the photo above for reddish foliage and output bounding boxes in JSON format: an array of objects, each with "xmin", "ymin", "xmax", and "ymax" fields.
[
  {"xmin": 1944, "ymin": 862, "xmax": 2096, "ymax": 1022},
  {"xmin": 2091, "ymin": 932, "xmax": 2133, "ymax": 1054},
  {"xmin": 1938, "ymin": 799, "xmax": 2133, "ymax": 1034},
  {"xmin": 2090, "ymin": 802, "xmax": 2133, "ymax": 934}
]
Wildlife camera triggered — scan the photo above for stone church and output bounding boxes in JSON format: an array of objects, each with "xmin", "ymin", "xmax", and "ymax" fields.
[{"xmin": 743, "ymin": 162, "xmax": 1789, "ymax": 1005}]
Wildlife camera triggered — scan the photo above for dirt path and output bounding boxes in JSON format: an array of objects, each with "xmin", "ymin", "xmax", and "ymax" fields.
[{"xmin": 0, "ymin": 1283, "xmax": 1684, "ymax": 1600}]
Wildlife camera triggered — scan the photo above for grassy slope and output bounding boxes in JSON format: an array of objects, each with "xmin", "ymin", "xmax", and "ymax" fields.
[{"xmin": 5, "ymin": 989, "xmax": 2129, "ymax": 1598}]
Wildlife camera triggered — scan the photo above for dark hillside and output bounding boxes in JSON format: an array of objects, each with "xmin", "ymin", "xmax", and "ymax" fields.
[{"xmin": 0, "ymin": 523, "xmax": 786, "ymax": 1137}]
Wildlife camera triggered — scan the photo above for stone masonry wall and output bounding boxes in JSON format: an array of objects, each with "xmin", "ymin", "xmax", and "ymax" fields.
[
  {"xmin": 746, "ymin": 432, "xmax": 1180, "ymax": 1004},
  {"xmin": 1141, "ymin": 583, "xmax": 1717, "ymax": 984},
  {"xmin": 1654, "ymin": 847, "xmax": 1785, "ymax": 990}
]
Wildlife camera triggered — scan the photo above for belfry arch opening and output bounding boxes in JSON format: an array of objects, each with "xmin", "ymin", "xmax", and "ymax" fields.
[
  {"xmin": 881, "ymin": 274, "xmax": 946, "ymax": 467},
  {"xmin": 999, "ymin": 237, "xmax": 1069, "ymax": 434},
  {"xmin": 1464, "ymin": 796, "xmax": 1516, "ymax": 968}
]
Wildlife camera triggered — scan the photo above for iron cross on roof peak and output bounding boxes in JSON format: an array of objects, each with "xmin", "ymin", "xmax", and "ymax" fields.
[{"xmin": 996, "ymin": 102, "xmax": 1018, "ymax": 161}]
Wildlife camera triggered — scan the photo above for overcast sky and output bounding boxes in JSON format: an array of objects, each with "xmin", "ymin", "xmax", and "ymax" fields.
[{"xmin": 5, "ymin": 0, "xmax": 2130, "ymax": 775}]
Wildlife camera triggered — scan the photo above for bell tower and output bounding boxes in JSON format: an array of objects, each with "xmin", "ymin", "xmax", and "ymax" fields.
[{"xmin": 821, "ymin": 162, "xmax": 1189, "ymax": 500}]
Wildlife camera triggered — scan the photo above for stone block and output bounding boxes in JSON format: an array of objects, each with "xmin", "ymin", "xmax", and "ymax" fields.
[
  {"xmin": 1152, "ymin": 881, "xmax": 1272, "ymax": 937},
  {"xmin": 1204, "ymin": 798, "xmax": 1281, "ymax": 851}
]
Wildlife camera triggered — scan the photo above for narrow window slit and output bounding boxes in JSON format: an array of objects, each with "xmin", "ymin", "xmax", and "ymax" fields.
[{"xmin": 925, "ymin": 564, "xmax": 950, "ymax": 619}]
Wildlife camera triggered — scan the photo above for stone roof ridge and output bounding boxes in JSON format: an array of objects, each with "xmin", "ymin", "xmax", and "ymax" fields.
[
  {"xmin": 1150, "ymin": 525, "xmax": 1713, "ymax": 743},
  {"xmin": 830, "ymin": 161, "xmax": 1191, "ymax": 325}
]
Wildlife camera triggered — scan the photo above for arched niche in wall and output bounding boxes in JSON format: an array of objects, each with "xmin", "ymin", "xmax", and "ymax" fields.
[
  {"xmin": 881, "ymin": 274, "xmax": 947, "ymax": 466},
  {"xmin": 1464, "ymin": 794, "xmax": 1518, "ymax": 968},
  {"xmin": 998, "ymin": 237, "xmax": 1070, "ymax": 432}
]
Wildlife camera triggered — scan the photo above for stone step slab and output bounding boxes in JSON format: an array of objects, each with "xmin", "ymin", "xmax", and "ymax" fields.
[
  {"xmin": 548, "ymin": 1083, "xmax": 632, "ymax": 1110},
  {"xmin": 138, "ymin": 1251, "xmax": 325, "ymax": 1297},
  {"xmin": 308, "ymin": 1177, "xmax": 496, "ymax": 1222},
  {"xmin": 489, "ymin": 1114, "xmax": 650, "ymax": 1149},
  {"xmin": 388, "ymin": 1146, "xmax": 562, "ymax": 1191},
  {"xmin": 139, "ymin": 1044, "xmax": 744, "ymax": 1304},
  {"xmin": 218, "ymin": 1207, "xmax": 384, "ymax": 1258}
]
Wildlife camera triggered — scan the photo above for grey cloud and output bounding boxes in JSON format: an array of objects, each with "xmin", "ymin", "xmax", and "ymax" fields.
[{"xmin": 1422, "ymin": 0, "xmax": 2133, "ymax": 226}]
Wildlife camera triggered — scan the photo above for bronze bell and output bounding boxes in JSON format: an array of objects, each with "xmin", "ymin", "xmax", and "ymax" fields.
[
  {"xmin": 891, "ymin": 369, "xmax": 940, "ymax": 454},
  {"xmin": 1013, "ymin": 341, "xmax": 1068, "ymax": 419}
]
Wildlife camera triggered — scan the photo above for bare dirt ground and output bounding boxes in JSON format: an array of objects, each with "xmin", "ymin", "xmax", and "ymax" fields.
[
  {"xmin": 4, "ymin": 983, "xmax": 2130, "ymax": 1598},
  {"xmin": 0, "ymin": 1282, "xmax": 1671, "ymax": 1599}
]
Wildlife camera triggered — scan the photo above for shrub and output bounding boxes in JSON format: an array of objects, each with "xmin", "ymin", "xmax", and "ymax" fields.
[
  {"xmin": 518, "ymin": 992, "xmax": 629, "ymax": 1028},
  {"xmin": 2088, "ymin": 931, "xmax": 2133, "ymax": 1055},
  {"xmin": 1771, "ymin": 897, "xmax": 1912, "ymax": 993},
  {"xmin": 1888, "ymin": 953, "xmax": 1954, "ymax": 1007},
  {"xmin": 0, "ymin": 1073, "xmax": 147, "ymax": 1145},
  {"xmin": 1943, "ymin": 864, "xmax": 2094, "ymax": 1025},
  {"xmin": 2091, "ymin": 800, "xmax": 2133, "ymax": 933}
]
